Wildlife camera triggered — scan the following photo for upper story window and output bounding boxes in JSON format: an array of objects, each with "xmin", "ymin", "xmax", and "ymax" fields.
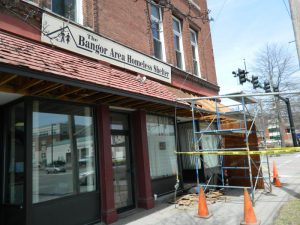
[
  {"xmin": 190, "ymin": 29, "xmax": 200, "ymax": 76},
  {"xmin": 173, "ymin": 17, "xmax": 185, "ymax": 69},
  {"xmin": 27, "ymin": 0, "xmax": 84, "ymax": 25},
  {"xmin": 150, "ymin": 4, "xmax": 166, "ymax": 61},
  {"xmin": 49, "ymin": 0, "xmax": 83, "ymax": 24}
]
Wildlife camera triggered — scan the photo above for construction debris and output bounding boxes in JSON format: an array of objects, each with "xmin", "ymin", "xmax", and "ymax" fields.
[{"xmin": 175, "ymin": 190, "xmax": 226, "ymax": 209}]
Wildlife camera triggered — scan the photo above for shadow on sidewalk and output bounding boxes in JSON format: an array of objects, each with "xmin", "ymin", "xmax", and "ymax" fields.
[
  {"xmin": 280, "ymin": 186, "xmax": 300, "ymax": 199},
  {"xmin": 111, "ymin": 202, "xmax": 175, "ymax": 225}
]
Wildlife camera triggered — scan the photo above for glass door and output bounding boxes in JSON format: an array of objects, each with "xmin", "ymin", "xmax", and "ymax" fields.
[{"xmin": 110, "ymin": 113, "xmax": 134, "ymax": 212}]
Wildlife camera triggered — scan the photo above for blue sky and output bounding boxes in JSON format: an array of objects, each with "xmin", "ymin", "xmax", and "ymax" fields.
[{"xmin": 207, "ymin": 0, "xmax": 299, "ymax": 94}]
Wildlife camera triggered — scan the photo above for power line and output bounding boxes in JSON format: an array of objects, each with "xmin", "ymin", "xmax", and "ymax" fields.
[
  {"xmin": 281, "ymin": 0, "xmax": 292, "ymax": 18},
  {"xmin": 178, "ymin": 0, "xmax": 230, "ymax": 92}
]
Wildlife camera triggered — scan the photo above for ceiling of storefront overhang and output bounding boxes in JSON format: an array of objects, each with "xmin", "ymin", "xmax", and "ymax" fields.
[
  {"xmin": 0, "ymin": 91, "xmax": 22, "ymax": 105},
  {"xmin": 0, "ymin": 71, "xmax": 194, "ymax": 117}
]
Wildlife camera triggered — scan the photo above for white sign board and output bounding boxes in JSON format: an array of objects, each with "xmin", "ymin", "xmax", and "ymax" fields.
[{"xmin": 41, "ymin": 13, "xmax": 171, "ymax": 83}]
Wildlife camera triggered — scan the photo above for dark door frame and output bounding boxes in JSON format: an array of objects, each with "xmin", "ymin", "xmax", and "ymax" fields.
[{"xmin": 110, "ymin": 111, "xmax": 135, "ymax": 213}]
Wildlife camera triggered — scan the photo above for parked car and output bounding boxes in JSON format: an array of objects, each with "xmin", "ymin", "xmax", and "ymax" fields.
[
  {"xmin": 79, "ymin": 170, "xmax": 95, "ymax": 185},
  {"xmin": 45, "ymin": 163, "xmax": 66, "ymax": 174}
]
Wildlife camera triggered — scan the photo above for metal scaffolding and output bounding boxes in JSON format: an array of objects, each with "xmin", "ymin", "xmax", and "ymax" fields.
[{"xmin": 176, "ymin": 91, "xmax": 300, "ymax": 202}]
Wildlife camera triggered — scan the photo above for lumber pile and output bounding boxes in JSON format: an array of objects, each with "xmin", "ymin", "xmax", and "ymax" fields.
[{"xmin": 175, "ymin": 190, "xmax": 226, "ymax": 209}]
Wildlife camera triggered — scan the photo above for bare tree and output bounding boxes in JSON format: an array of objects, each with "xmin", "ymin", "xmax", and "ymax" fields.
[
  {"xmin": 253, "ymin": 43, "xmax": 298, "ymax": 91},
  {"xmin": 251, "ymin": 43, "xmax": 299, "ymax": 146}
]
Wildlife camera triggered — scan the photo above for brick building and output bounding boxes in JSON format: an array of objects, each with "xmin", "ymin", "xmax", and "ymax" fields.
[{"xmin": 0, "ymin": 0, "xmax": 219, "ymax": 225}]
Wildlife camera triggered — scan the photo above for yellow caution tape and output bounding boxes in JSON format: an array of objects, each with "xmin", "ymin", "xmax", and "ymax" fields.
[{"xmin": 175, "ymin": 147, "xmax": 300, "ymax": 155}]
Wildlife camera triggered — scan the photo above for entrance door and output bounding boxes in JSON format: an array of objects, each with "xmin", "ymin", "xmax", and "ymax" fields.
[{"xmin": 110, "ymin": 113, "xmax": 134, "ymax": 212}]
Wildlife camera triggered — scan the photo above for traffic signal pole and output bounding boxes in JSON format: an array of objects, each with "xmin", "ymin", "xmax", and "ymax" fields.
[
  {"xmin": 231, "ymin": 68, "xmax": 299, "ymax": 147},
  {"xmin": 277, "ymin": 96, "xmax": 298, "ymax": 147}
]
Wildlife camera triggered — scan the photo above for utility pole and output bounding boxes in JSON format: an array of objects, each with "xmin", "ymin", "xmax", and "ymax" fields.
[{"xmin": 277, "ymin": 96, "xmax": 298, "ymax": 146}]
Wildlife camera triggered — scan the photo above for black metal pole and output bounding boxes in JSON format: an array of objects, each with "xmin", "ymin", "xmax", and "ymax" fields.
[{"xmin": 278, "ymin": 96, "xmax": 298, "ymax": 147}]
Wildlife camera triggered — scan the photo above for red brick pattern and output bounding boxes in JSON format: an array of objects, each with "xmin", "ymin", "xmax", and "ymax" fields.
[{"xmin": 96, "ymin": 0, "xmax": 218, "ymax": 86}]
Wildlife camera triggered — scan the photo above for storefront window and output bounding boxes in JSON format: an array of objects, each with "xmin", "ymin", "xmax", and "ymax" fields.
[
  {"xmin": 146, "ymin": 115, "xmax": 178, "ymax": 179},
  {"xmin": 178, "ymin": 122, "xmax": 201, "ymax": 170},
  {"xmin": 200, "ymin": 123, "xmax": 219, "ymax": 169},
  {"xmin": 32, "ymin": 101, "xmax": 96, "ymax": 203}
]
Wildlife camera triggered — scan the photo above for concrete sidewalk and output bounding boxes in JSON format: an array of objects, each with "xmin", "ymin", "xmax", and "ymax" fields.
[{"xmin": 109, "ymin": 154, "xmax": 300, "ymax": 225}]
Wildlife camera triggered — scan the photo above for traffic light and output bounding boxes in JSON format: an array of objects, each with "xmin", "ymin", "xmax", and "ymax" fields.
[
  {"xmin": 252, "ymin": 75, "xmax": 259, "ymax": 89},
  {"xmin": 264, "ymin": 81, "xmax": 271, "ymax": 93},
  {"xmin": 273, "ymin": 85, "xmax": 279, "ymax": 92},
  {"xmin": 238, "ymin": 68, "xmax": 247, "ymax": 85}
]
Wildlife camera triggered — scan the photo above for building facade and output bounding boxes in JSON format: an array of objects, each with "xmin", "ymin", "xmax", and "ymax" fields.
[
  {"xmin": 0, "ymin": 0, "xmax": 219, "ymax": 224},
  {"xmin": 289, "ymin": 0, "xmax": 300, "ymax": 66}
]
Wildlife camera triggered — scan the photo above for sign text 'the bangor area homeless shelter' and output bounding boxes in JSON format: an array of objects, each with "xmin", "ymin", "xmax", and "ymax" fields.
[{"xmin": 41, "ymin": 13, "xmax": 171, "ymax": 83}]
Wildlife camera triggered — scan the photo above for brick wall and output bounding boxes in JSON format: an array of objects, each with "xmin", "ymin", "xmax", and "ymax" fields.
[
  {"xmin": 96, "ymin": 0, "xmax": 151, "ymax": 55},
  {"xmin": 96, "ymin": 0, "xmax": 218, "ymax": 89}
]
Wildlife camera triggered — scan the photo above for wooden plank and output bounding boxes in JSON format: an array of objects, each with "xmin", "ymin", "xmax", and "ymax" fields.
[
  {"xmin": 73, "ymin": 91, "xmax": 99, "ymax": 101},
  {"xmin": 30, "ymin": 82, "xmax": 60, "ymax": 95},
  {"xmin": 38, "ymin": 84, "xmax": 64, "ymax": 95},
  {"xmin": 57, "ymin": 87, "xmax": 82, "ymax": 98},
  {"xmin": 89, "ymin": 94, "xmax": 114, "ymax": 103},
  {"xmin": 19, "ymin": 79, "xmax": 43, "ymax": 91},
  {"xmin": 0, "ymin": 74, "xmax": 17, "ymax": 86}
]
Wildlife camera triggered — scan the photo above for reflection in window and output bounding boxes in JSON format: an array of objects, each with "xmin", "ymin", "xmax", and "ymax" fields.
[
  {"xmin": 173, "ymin": 17, "xmax": 184, "ymax": 69},
  {"xmin": 75, "ymin": 111, "xmax": 96, "ymax": 193},
  {"xmin": 190, "ymin": 29, "xmax": 200, "ymax": 76},
  {"xmin": 151, "ymin": 4, "xmax": 165, "ymax": 60},
  {"xmin": 111, "ymin": 135, "xmax": 133, "ymax": 209},
  {"xmin": 27, "ymin": 0, "xmax": 95, "ymax": 27},
  {"xmin": 5, "ymin": 103, "xmax": 25, "ymax": 205},
  {"xmin": 146, "ymin": 115, "xmax": 178, "ymax": 179},
  {"xmin": 32, "ymin": 101, "xmax": 96, "ymax": 203}
]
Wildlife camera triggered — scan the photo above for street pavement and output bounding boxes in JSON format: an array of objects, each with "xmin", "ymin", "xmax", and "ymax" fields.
[{"xmin": 109, "ymin": 153, "xmax": 300, "ymax": 225}]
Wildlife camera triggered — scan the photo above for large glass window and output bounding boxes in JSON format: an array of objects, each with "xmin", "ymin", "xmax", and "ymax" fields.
[
  {"xmin": 173, "ymin": 17, "xmax": 185, "ymax": 69},
  {"xmin": 5, "ymin": 102, "xmax": 25, "ymax": 205},
  {"xmin": 178, "ymin": 122, "xmax": 201, "ymax": 170},
  {"xmin": 146, "ymin": 115, "xmax": 178, "ymax": 179},
  {"xmin": 151, "ymin": 4, "xmax": 165, "ymax": 60},
  {"xmin": 190, "ymin": 29, "xmax": 200, "ymax": 76},
  {"xmin": 32, "ymin": 101, "xmax": 96, "ymax": 203}
]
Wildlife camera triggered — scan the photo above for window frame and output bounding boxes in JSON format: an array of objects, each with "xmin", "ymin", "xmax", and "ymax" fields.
[
  {"xmin": 28, "ymin": 97, "xmax": 99, "ymax": 204},
  {"xmin": 150, "ymin": 3, "xmax": 166, "ymax": 61},
  {"xmin": 24, "ymin": 0, "xmax": 83, "ymax": 25},
  {"xmin": 189, "ymin": 28, "xmax": 201, "ymax": 76},
  {"xmin": 145, "ymin": 113, "xmax": 178, "ymax": 179},
  {"xmin": 172, "ymin": 16, "xmax": 185, "ymax": 70}
]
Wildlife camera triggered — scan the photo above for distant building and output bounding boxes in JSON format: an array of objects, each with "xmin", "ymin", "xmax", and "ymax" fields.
[{"xmin": 290, "ymin": 0, "xmax": 300, "ymax": 66}]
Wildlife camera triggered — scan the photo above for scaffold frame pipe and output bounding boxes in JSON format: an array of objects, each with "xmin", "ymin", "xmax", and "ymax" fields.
[
  {"xmin": 176, "ymin": 91, "xmax": 300, "ymax": 102},
  {"xmin": 175, "ymin": 147, "xmax": 300, "ymax": 155}
]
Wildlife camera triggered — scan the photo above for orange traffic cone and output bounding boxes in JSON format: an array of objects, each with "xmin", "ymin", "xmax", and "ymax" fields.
[
  {"xmin": 273, "ymin": 161, "xmax": 278, "ymax": 183},
  {"xmin": 195, "ymin": 187, "xmax": 212, "ymax": 218},
  {"xmin": 241, "ymin": 188, "xmax": 260, "ymax": 225},
  {"xmin": 274, "ymin": 176, "xmax": 282, "ymax": 187},
  {"xmin": 273, "ymin": 161, "xmax": 282, "ymax": 187}
]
